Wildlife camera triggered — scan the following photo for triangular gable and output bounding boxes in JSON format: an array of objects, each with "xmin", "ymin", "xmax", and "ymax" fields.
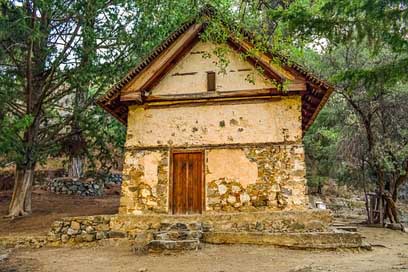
[
  {"xmin": 97, "ymin": 15, "xmax": 333, "ymax": 133},
  {"xmin": 149, "ymin": 41, "xmax": 277, "ymax": 96}
]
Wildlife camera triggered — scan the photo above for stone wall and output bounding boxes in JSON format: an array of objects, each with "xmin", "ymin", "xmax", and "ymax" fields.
[
  {"xmin": 122, "ymin": 95, "xmax": 306, "ymax": 215},
  {"xmin": 111, "ymin": 210, "xmax": 331, "ymax": 235},
  {"xmin": 206, "ymin": 145, "xmax": 307, "ymax": 212},
  {"xmin": 46, "ymin": 210, "xmax": 332, "ymax": 244},
  {"xmin": 44, "ymin": 211, "xmax": 367, "ymax": 250},
  {"xmin": 47, "ymin": 215, "xmax": 119, "ymax": 244},
  {"xmin": 48, "ymin": 178, "xmax": 104, "ymax": 196},
  {"xmin": 120, "ymin": 150, "xmax": 169, "ymax": 214},
  {"xmin": 120, "ymin": 144, "xmax": 306, "ymax": 215}
]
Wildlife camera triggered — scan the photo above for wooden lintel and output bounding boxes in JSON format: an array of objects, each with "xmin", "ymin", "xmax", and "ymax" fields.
[
  {"xmin": 144, "ymin": 96, "xmax": 283, "ymax": 109},
  {"xmin": 120, "ymin": 91, "xmax": 143, "ymax": 103},
  {"xmin": 145, "ymin": 88, "xmax": 305, "ymax": 103}
]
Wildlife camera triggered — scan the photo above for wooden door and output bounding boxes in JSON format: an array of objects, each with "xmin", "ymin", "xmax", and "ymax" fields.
[{"xmin": 172, "ymin": 152, "xmax": 204, "ymax": 214}]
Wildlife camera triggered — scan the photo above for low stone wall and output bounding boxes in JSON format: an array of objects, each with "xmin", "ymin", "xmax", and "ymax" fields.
[
  {"xmin": 47, "ymin": 210, "xmax": 331, "ymax": 244},
  {"xmin": 45, "ymin": 210, "xmax": 367, "ymax": 250},
  {"xmin": 111, "ymin": 210, "xmax": 332, "ymax": 236},
  {"xmin": 47, "ymin": 215, "xmax": 120, "ymax": 244},
  {"xmin": 48, "ymin": 178, "xmax": 104, "ymax": 196},
  {"xmin": 105, "ymin": 173, "xmax": 122, "ymax": 185}
]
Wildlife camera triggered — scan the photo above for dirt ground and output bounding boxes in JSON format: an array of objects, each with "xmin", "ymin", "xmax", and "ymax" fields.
[
  {"xmin": 1, "ymin": 227, "xmax": 408, "ymax": 272},
  {"xmin": 1, "ymin": 189, "xmax": 408, "ymax": 272},
  {"xmin": 0, "ymin": 189, "xmax": 120, "ymax": 236}
]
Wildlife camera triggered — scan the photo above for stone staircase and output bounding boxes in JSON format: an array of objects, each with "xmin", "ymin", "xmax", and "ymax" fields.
[{"xmin": 145, "ymin": 222, "xmax": 203, "ymax": 252}]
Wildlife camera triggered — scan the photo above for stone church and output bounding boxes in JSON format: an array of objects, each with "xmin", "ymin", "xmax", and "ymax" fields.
[{"xmin": 97, "ymin": 15, "xmax": 333, "ymax": 216}]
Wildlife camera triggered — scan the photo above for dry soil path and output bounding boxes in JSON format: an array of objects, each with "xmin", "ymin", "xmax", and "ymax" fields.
[{"xmin": 1, "ymin": 227, "xmax": 408, "ymax": 272}]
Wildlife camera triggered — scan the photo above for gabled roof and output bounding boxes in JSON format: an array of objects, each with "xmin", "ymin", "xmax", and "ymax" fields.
[{"xmin": 96, "ymin": 12, "xmax": 334, "ymax": 133}]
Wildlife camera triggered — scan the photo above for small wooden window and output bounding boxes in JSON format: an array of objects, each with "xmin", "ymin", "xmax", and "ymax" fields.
[{"xmin": 207, "ymin": 71, "xmax": 216, "ymax": 92}]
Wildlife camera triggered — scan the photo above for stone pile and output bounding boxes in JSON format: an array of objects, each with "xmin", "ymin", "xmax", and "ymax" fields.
[
  {"xmin": 105, "ymin": 173, "xmax": 122, "ymax": 185},
  {"xmin": 47, "ymin": 215, "xmax": 125, "ymax": 244},
  {"xmin": 145, "ymin": 222, "xmax": 203, "ymax": 252},
  {"xmin": 399, "ymin": 183, "xmax": 408, "ymax": 201},
  {"xmin": 48, "ymin": 177, "xmax": 103, "ymax": 196}
]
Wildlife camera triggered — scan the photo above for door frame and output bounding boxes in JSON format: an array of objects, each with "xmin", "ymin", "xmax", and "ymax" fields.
[{"xmin": 169, "ymin": 149, "xmax": 206, "ymax": 214}]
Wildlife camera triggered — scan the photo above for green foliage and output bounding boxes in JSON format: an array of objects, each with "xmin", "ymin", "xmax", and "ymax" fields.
[
  {"xmin": 1, "ymin": 0, "xmax": 408, "ymax": 199},
  {"xmin": 0, "ymin": 115, "xmax": 32, "ymax": 167}
]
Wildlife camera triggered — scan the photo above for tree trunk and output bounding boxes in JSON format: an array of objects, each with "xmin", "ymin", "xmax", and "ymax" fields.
[
  {"xmin": 8, "ymin": 165, "xmax": 35, "ymax": 218},
  {"xmin": 68, "ymin": 155, "xmax": 84, "ymax": 178}
]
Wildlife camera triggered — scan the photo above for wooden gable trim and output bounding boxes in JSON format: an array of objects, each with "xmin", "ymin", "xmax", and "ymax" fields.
[
  {"xmin": 302, "ymin": 84, "xmax": 334, "ymax": 132},
  {"xmin": 227, "ymin": 38, "xmax": 297, "ymax": 82},
  {"xmin": 120, "ymin": 24, "xmax": 203, "ymax": 102}
]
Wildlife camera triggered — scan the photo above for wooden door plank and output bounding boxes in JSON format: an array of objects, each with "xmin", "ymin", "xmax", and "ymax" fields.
[
  {"xmin": 171, "ymin": 151, "xmax": 203, "ymax": 215},
  {"xmin": 172, "ymin": 153, "xmax": 179, "ymax": 214},
  {"xmin": 197, "ymin": 152, "xmax": 203, "ymax": 213},
  {"xmin": 187, "ymin": 154, "xmax": 194, "ymax": 214}
]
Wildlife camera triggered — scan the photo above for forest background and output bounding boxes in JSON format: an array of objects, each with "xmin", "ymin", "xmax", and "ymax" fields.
[{"xmin": 0, "ymin": 0, "xmax": 407, "ymax": 222}]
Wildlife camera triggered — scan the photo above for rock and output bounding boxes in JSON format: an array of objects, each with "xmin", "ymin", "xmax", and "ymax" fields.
[
  {"xmin": 147, "ymin": 240, "xmax": 200, "ymax": 252},
  {"xmin": 0, "ymin": 249, "xmax": 10, "ymax": 262},
  {"xmin": 255, "ymin": 222, "xmax": 264, "ymax": 231},
  {"xmin": 141, "ymin": 189, "xmax": 151, "ymax": 198},
  {"xmin": 108, "ymin": 231, "xmax": 126, "ymax": 238},
  {"xmin": 83, "ymin": 233, "xmax": 95, "ymax": 242},
  {"xmin": 239, "ymin": 193, "xmax": 250, "ymax": 203},
  {"xmin": 270, "ymin": 183, "xmax": 280, "ymax": 192},
  {"xmin": 85, "ymin": 226, "xmax": 95, "ymax": 234},
  {"xmin": 154, "ymin": 232, "xmax": 170, "ymax": 240},
  {"xmin": 387, "ymin": 223, "xmax": 403, "ymax": 231},
  {"xmin": 71, "ymin": 221, "xmax": 81, "ymax": 230},
  {"xmin": 146, "ymin": 200, "xmax": 158, "ymax": 207},
  {"xmin": 227, "ymin": 195, "xmax": 236, "ymax": 204},
  {"xmin": 74, "ymin": 235, "xmax": 84, "ymax": 243},
  {"xmin": 47, "ymin": 233, "xmax": 61, "ymax": 242},
  {"xmin": 95, "ymin": 224, "xmax": 110, "ymax": 232},
  {"xmin": 138, "ymin": 268, "xmax": 148, "ymax": 272},
  {"xmin": 61, "ymin": 234, "xmax": 69, "ymax": 243},
  {"xmin": 231, "ymin": 185, "xmax": 241, "ymax": 193},
  {"xmin": 67, "ymin": 228, "xmax": 77, "ymax": 235},
  {"xmin": 218, "ymin": 184, "xmax": 227, "ymax": 195},
  {"xmin": 96, "ymin": 231, "xmax": 108, "ymax": 240}
]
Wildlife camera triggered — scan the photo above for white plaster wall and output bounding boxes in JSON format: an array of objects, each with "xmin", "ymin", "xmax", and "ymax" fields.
[
  {"xmin": 151, "ymin": 42, "xmax": 275, "ymax": 95},
  {"xmin": 206, "ymin": 149, "xmax": 258, "ymax": 188},
  {"xmin": 126, "ymin": 97, "xmax": 302, "ymax": 148}
]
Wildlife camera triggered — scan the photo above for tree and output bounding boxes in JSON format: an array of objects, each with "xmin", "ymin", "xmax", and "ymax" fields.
[
  {"xmin": 301, "ymin": 40, "xmax": 408, "ymax": 223},
  {"xmin": 0, "ymin": 1, "xmax": 133, "ymax": 217},
  {"xmin": 0, "ymin": 0, "xmax": 202, "ymax": 217}
]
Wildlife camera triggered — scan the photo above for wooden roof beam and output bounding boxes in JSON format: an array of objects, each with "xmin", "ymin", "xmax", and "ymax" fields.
[{"xmin": 120, "ymin": 23, "xmax": 203, "ymax": 102}]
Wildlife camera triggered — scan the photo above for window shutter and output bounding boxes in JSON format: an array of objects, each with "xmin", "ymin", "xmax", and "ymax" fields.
[{"xmin": 207, "ymin": 71, "xmax": 216, "ymax": 92}]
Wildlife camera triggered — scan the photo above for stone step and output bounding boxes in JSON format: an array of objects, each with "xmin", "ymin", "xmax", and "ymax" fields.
[
  {"xmin": 158, "ymin": 222, "xmax": 203, "ymax": 232},
  {"xmin": 334, "ymin": 226, "xmax": 358, "ymax": 232},
  {"xmin": 153, "ymin": 230, "xmax": 203, "ymax": 241},
  {"xmin": 202, "ymin": 231, "xmax": 367, "ymax": 250},
  {"xmin": 146, "ymin": 239, "xmax": 201, "ymax": 252}
]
